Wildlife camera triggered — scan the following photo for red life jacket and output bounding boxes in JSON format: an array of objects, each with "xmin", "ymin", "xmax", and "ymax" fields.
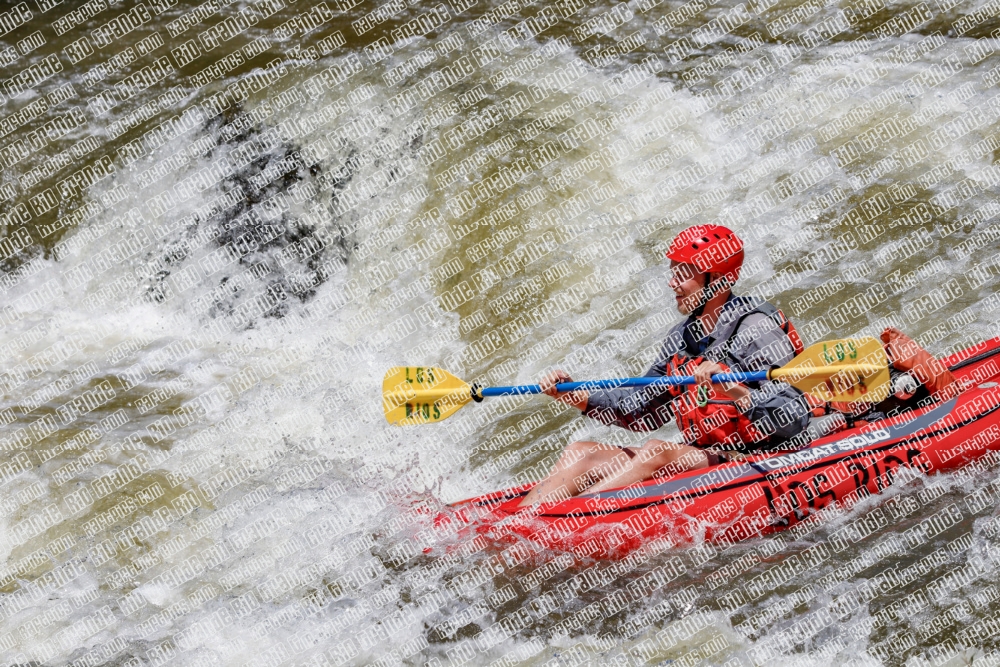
[
  {"xmin": 666, "ymin": 353, "xmax": 764, "ymax": 449},
  {"xmin": 670, "ymin": 303, "xmax": 804, "ymax": 450}
]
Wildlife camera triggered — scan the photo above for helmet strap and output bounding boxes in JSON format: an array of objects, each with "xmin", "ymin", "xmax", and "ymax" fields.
[
  {"xmin": 691, "ymin": 273, "xmax": 712, "ymax": 318},
  {"xmin": 693, "ymin": 272, "xmax": 732, "ymax": 317},
  {"xmin": 690, "ymin": 273, "xmax": 733, "ymax": 345}
]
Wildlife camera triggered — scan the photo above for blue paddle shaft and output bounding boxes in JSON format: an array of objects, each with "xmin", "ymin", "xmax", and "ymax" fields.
[{"xmin": 479, "ymin": 371, "xmax": 769, "ymax": 397}]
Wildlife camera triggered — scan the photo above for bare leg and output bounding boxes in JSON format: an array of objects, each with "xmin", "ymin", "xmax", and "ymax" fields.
[
  {"xmin": 518, "ymin": 439, "xmax": 712, "ymax": 506},
  {"xmin": 518, "ymin": 441, "xmax": 634, "ymax": 507},
  {"xmin": 586, "ymin": 439, "xmax": 709, "ymax": 494}
]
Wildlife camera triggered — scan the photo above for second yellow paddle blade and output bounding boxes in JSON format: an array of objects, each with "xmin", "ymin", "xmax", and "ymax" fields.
[
  {"xmin": 780, "ymin": 337, "xmax": 890, "ymax": 403},
  {"xmin": 382, "ymin": 366, "xmax": 472, "ymax": 425}
]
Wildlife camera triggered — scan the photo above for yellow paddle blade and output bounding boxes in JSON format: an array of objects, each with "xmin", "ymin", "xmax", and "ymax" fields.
[
  {"xmin": 382, "ymin": 366, "xmax": 473, "ymax": 425},
  {"xmin": 772, "ymin": 337, "xmax": 890, "ymax": 403}
]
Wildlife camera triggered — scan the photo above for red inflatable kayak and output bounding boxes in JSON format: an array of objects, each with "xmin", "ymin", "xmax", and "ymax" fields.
[{"xmin": 445, "ymin": 338, "xmax": 1000, "ymax": 559}]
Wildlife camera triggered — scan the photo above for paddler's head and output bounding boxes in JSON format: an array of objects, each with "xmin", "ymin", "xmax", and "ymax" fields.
[{"xmin": 666, "ymin": 225, "xmax": 744, "ymax": 317}]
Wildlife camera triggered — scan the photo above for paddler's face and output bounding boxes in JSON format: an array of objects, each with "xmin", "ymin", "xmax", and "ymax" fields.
[{"xmin": 668, "ymin": 261, "xmax": 709, "ymax": 315}]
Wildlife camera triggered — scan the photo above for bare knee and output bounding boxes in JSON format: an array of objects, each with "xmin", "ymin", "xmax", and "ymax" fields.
[
  {"xmin": 556, "ymin": 441, "xmax": 602, "ymax": 469},
  {"xmin": 635, "ymin": 439, "xmax": 680, "ymax": 463}
]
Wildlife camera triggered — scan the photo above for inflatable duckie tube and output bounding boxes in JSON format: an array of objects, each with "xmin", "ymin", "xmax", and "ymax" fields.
[{"xmin": 442, "ymin": 338, "xmax": 1000, "ymax": 559}]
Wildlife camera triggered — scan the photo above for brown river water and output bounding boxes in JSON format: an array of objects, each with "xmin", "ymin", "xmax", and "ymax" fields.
[{"xmin": 0, "ymin": 0, "xmax": 999, "ymax": 663}]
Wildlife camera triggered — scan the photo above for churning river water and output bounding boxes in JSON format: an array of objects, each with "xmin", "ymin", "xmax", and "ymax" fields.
[{"xmin": 0, "ymin": 0, "xmax": 999, "ymax": 664}]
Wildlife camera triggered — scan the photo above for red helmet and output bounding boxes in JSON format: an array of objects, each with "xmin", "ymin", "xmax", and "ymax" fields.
[{"xmin": 666, "ymin": 224, "xmax": 744, "ymax": 284}]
